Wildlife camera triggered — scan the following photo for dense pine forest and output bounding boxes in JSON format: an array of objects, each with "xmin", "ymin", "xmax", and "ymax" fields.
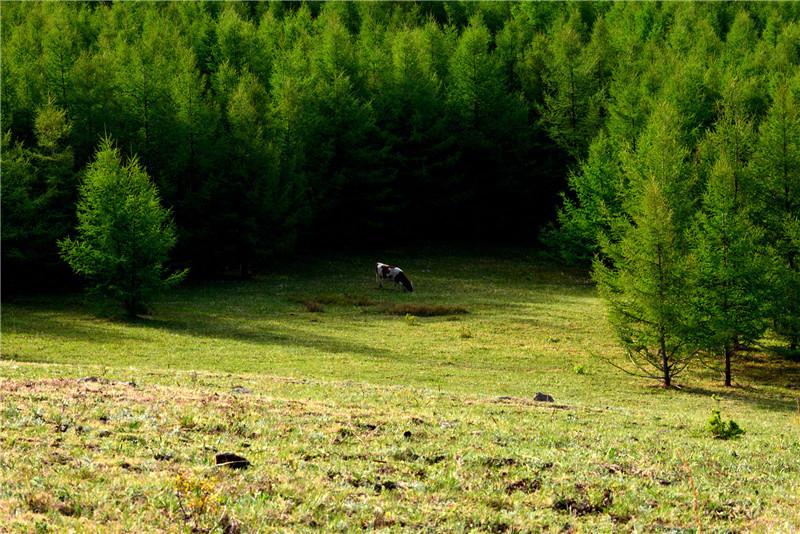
[
  {"xmin": 3, "ymin": 2, "xmax": 799, "ymax": 319},
  {"xmin": 3, "ymin": 5, "xmax": 800, "ymax": 529}
]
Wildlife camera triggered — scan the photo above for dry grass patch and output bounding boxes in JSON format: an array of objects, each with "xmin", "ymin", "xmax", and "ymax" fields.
[
  {"xmin": 315, "ymin": 293, "xmax": 375, "ymax": 306},
  {"xmin": 376, "ymin": 303, "xmax": 468, "ymax": 317},
  {"xmin": 302, "ymin": 300, "xmax": 324, "ymax": 313},
  {"xmin": 291, "ymin": 293, "xmax": 375, "ymax": 308}
]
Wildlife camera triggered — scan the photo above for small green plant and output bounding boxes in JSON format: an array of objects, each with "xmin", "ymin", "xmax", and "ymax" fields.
[
  {"xmin": 707, "ymin": 409, "xmax": 744, "ymax": 439},
  {"xmin": 573, "ymin": 364, "xmax": 586, "ymax": 375},
  {"xmin": 405, "ymin": 314, "xmax": 418, "ymax": 326},
  {"xmin": 178, "ymin": 413, "xmax": 196, "ymax": 430},
  {"xmin": 459, "ymin": 327, "xmax": 472, "ymax": 339}
]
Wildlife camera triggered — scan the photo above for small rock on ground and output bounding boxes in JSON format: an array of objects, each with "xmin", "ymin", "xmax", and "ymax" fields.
[{"xmin": 215, "ymin": 452, "xmax": 250, "ymax": 469}]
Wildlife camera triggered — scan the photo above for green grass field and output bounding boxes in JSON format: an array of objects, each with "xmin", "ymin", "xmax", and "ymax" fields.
[{"xmin": 2, "ymin": 252, "xmax": 799, "ymax": 532}]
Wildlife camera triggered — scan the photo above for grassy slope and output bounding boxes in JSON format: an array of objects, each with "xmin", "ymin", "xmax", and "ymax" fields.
[{"xmin": 2, "ymin": 252, "xmax": 799, "ymax": 532}]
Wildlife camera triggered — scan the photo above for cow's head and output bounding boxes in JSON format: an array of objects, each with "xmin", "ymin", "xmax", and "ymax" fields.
[{"xmin": 395, "ymin": 272, "xmax": 413, "ymax": 292}]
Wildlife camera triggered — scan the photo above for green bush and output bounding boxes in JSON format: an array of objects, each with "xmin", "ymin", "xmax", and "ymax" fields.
[{"xmin": 706, "ymin": 409, "xmax": 745, "ymax": 440}]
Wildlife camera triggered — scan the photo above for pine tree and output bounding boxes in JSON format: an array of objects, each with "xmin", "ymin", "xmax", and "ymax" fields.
[
  {"xmin": 59, "ymin": 137, "xmax": 185, "ymax": 315},
  {"xmin": 541, "ymin": 10, "xmax": 603, "ymax": 159},
  {"xmin": 688, "ymin": 156, "xmax": 767, "ymax": 386},
  {"xmin": 752, "ymin": 76, "xmax": 800, "ymax": 350},
  {"xmin": 594, "ymin": 179, "xmax": 695, "ymax": 387},
  {"xmin": 447, "ymin": 14, "xmax": 529, "ymax": 236},
  {"xmin": 1, "ymin": 132, "xmax": 37, "ymax": 279},
  {"xmin": 547, "ymin": 132, "xmax": 624, "ymax": 264},
  {"xmin": 1, "ymin": 100, "xmax": 76, "ymax": 286},
  {"xmin": 593, "ymin": 102, "xmax": 697, "ymax": 387}
]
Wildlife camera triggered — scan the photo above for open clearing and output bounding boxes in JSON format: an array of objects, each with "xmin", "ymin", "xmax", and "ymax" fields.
[{"xmin": 2, "ymin": 253, "xmax": 799, "ymax": 532}]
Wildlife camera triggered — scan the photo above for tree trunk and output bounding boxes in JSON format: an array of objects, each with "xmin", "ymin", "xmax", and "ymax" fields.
[
  {"xmin": 724, "ymin": 344, "xmax": 732, "ymax": 387},
  {"xmin": 660, "ymin": 337, "xmax": 670, "ymax": 388}
]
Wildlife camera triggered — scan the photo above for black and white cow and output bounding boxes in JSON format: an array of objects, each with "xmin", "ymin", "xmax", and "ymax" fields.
[{"xmin": 376, "ymin": 262, "xmax": 413, "ymax": 292}]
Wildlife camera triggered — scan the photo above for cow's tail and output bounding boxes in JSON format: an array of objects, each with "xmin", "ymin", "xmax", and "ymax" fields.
[{"xmin": 396, "ymin": 272, "xmax": 413, "ymax": 292}]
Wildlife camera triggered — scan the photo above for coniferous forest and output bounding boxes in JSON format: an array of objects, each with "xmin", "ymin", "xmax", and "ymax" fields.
[
  {"xmin": 3, "ymin": 3, "xmax": 800, "ymax": 360},
  {"xmin": 4, "ymin": 4, "xmax": 800, "ymax": 530}
]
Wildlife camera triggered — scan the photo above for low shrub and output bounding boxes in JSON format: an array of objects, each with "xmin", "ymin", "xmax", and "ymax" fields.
[{"xmin": 707, "ymin": 409, "xmax": 745, "ymax": 439}]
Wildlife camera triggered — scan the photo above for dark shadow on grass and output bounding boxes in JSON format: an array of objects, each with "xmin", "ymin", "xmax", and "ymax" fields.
[
  {"xmin": 5, "ymin": 306, "xmax": 397, "ymax": 363},
  {"xmin": 673, "ymin": 351, "xmax": 800, "ymax": 413},
  {"xmin": 678, "ymin": 384, "xmax": 797, "ymax": 413},
  {"xmin": 3, "ymin": 312, "xmax": 149, "ymax": 344},
  {"xmin": 768, "ymin": 346, "xmax": 800, "ymax": 363},
  {"xmin": 260, "ymin": 251, "xmax": 594, "ymax": 295},
  {"xmin": 126, "ymin": 315, "xmax": 396, "ymax": 359},
  {"xmin": 735, "ymin": 352, "xmax": 800, "ymax": 385}
]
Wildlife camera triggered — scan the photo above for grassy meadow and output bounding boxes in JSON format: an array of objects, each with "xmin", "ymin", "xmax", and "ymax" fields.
[{"xmin": 2, "ymin": 252, "xmax": 799, "ymax": 532}]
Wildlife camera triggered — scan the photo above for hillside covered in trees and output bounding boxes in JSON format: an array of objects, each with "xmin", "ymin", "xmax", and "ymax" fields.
[
  {"xmin": 2, "ymin": 1, "xmax": 799, "ymax": 288},
  {"xmin": 3, "ymin": 5, "xmax": 800, "ymax": 529}
]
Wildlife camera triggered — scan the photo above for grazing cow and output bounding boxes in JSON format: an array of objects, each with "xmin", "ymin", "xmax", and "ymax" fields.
[{"xmin": 376, "ymin": 262, "xmax": 413, "ymax": 292}]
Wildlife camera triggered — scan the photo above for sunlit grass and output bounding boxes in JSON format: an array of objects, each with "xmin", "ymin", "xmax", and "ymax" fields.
[{"xmin": 1, "ymin": 252, "xmax": 799, "ymax": 531}]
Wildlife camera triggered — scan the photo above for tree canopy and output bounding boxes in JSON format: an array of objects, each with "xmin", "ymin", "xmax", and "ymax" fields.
[{"xmin": 3, "ymin": 2, "xmax": 800, "ymax": 362}]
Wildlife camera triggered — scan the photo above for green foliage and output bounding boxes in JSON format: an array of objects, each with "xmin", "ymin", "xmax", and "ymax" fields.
[
  {"xmin": 707, "ymin": 409, "xmax": 745, "ymax": 440},
  {"xmin": 595, "ymin": 180, "xmax": 695, "ymax": 388},
  {"xmin": 546, "ymin": 132, "xmax": 623, "ymax": 264},
  {"xmin": 1, "ymin": 99, "xmax": 76, "ymax": 285},
  {"xmin": 541, "ymin": 9, "xmax": 604, "ymax": 159},
  {"xmin": 751, "ymin": 75, "xmax": 800, "ymax": 350},
  {"xmin": 59, "ymin": 138, "xmax": 186, "ymax": 315},
  {"xmin": 688, "ymin": 143, "xmax": 767, "ymax": 386},
  {"xmin": 594, "ymin": 105, "xmax": 697, "ymax": 387},
  {"xmin": 4, "ymin": 1, "xmax": 800, "ymax": 362}
]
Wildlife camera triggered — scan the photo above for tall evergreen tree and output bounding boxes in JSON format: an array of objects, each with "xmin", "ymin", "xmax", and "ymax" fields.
[
  {"xmin": 688, "ymin": 156, "xmax": 767, "ymax": 386},
  {"xmin": 447, "ymin": 14, "xmax": 529, "ymax": 235},
  {"xmin": 1, "ymin": 100, "xmax": 76, "ymax": 287},
  {"xmin": 594, "ymin": 103, "xmax": 697, "ymax": 387},
  {"xmin": 541, "ymin": 10, "xmax": 602, "ymax": 159},
  {"xmin": 752, "ymin": 76, "xmax": 800, "ymax": 350},
  {"xmin": 594, "ymin": 179, "xmax": 695, "ymax": 388},
  {"xmin": 59, "ymin": 137, "xmax": 185, "ymax": 315},
  {"xmin": 547, "ymin": 132, "xmax": 624, "ymax": 263}
]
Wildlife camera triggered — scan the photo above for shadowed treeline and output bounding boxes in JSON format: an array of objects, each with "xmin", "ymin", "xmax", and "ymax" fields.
[{"xmin": 6, "ymin": 2, "xmax": 799, "ymax": 287}]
